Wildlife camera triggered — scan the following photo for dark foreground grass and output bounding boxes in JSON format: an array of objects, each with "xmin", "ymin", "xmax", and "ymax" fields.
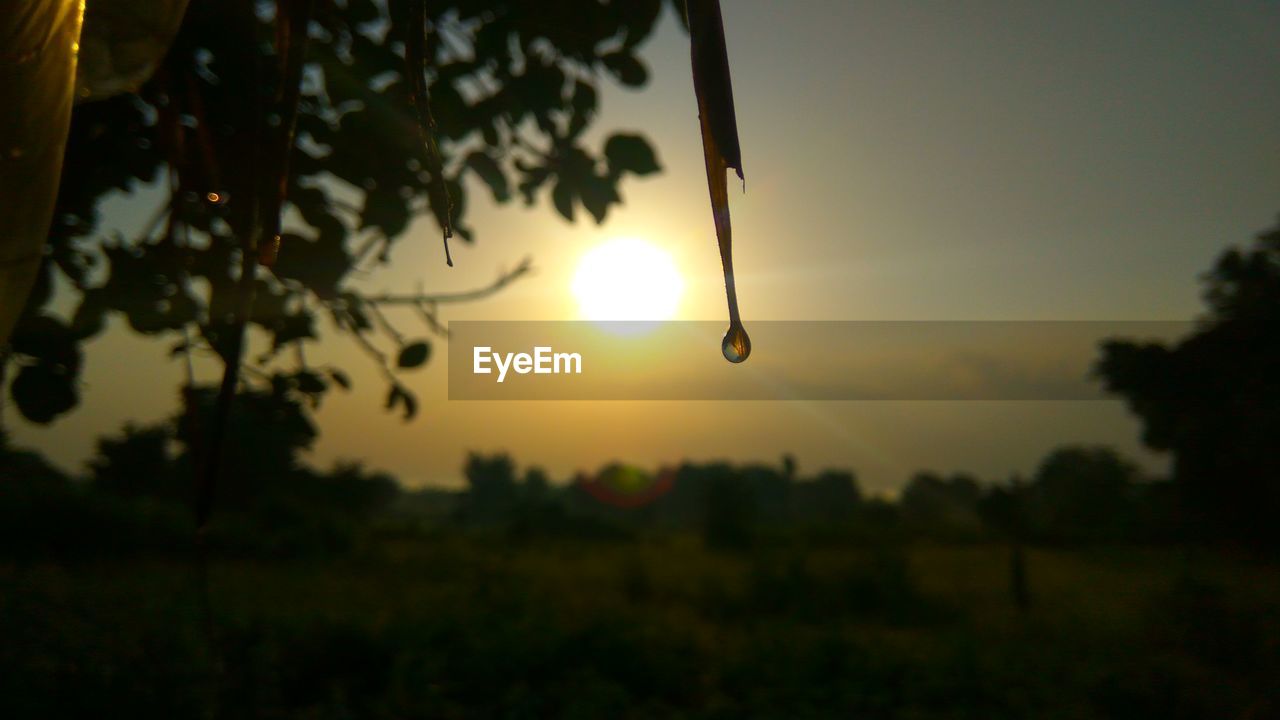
[{"xmin": 2, "ymin": 539, "xmax": 1278, "ymax": 719}]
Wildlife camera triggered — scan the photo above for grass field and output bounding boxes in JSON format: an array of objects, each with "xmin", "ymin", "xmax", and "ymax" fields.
[{"xmin": 2, "ymin": 539, "xmax": 1278, "ymax": 718}]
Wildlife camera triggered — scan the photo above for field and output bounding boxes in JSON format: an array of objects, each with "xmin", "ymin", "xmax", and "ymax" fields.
[{"xmin": 2, "ymin": 538, "xmax": 1278, "ymax": 719}]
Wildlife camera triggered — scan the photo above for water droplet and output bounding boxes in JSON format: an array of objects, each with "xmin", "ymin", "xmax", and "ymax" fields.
[
  {"xmin": 721, "ymin": 323, "xmax": 751, "ymax": 363},
  {"xmin": 206, "ymin": 192, "xmax": 225, "ymax": 205}
]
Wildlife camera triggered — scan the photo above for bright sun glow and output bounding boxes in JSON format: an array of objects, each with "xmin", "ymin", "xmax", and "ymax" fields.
[{"xmin": 572, "ymin": 238, "xmax": 684, "ymax": 321}]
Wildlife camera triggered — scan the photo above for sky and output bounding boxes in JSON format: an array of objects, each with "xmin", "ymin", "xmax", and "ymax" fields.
[{"xmin": 9, "ymin": 0, "xmax": 1280, "ymax": 494}]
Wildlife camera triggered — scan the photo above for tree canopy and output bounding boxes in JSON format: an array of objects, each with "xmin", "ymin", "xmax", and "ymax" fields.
[
  {"xmin": 5, "ymin": 0, "xmax": 683, "ymax": 425},
  {"xmin": 1097, "ymin": 216, "xmax": 1280, "ymax": 547}
]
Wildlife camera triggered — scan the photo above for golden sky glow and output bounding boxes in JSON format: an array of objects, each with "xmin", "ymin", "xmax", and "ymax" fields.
[{"xmin": 11, "ymin": 1, "xmax": 1280, "ymax": 492}]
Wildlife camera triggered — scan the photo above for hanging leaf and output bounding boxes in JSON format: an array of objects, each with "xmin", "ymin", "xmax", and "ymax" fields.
[
  {"xmin": 605, "ymin": 133, "xmax": 661, "ymax": 177},
  {"xmin": 360, "ymin": 190, "xmax": 411, "ymax": 238},
  {"xmin": 400, "ymin": 389, "xmax": 418, "ymax": 420},
  {"xmin": 271, "ymin": 231, "xmax": 351, "ymax": 299},
  {"xmin": 328, "ymin": 368, "xmax": 351, "ymax": 390},
  {"xmin": 580, "ymin": 177, "xmax": 621, "ymax": 224},
  {"xmin": 10, "ymin": 363, "xmax": 78, "ymax": 425},
  {"xmin": 568, "ymin": 80, "xmax": 597, "ymax": 137},
  {"xmin": 385, "ymin": 383, "xmax": 418, "ymax": 420},
  {"xmin": 69, "ymin": 289, "xmax": 110, "ymax": 340},
  {"xmin": 465, "ymin": 151, "xmax": 510, "ymax": 202},
  {"xmin": 293, "ymin": 370, "xmax": 328, "ymax": 395},
  {"xmin": 687, "ymin": 0, "xmax": 743, "ymax": 180},
  {"xmin": 687, "ymin": 0, "xmax": 750, "ymax": 363},
  {"xmin": 9, "ymin": 314, "xmax": 78, "ymax": 366},
  {"xmin": 397, "ymin": 340, "xmax": 431, "ymax": 369},
  {"xmin": 601, "ymin": 51, "xmax": 648, "ymax": 87},
  {"xmin": 272, "ymin": 312, "xmax": 316, "ymax": 349},
  {"xmin": 552, "ymin": 179, "xmax": 576, "ymax": 222}
]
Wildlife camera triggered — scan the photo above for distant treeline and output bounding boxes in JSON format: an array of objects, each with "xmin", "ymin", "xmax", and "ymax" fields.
[
  {"xmin": 0, "ymin": 382, "xmax": 1176, "ymax": 560},
  {"xmin": 446, "ymin": 446, "xmax": 1175, "ymax": 549}
]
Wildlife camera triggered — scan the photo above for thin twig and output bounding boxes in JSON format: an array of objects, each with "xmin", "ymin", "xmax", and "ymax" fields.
[
  {"xmin": 366, "ymin": 302, "xmax": 405, "ymax": 345},
  {"xmin": 338, "ymin": 310, "xmax": 400, "ymax": 385},
  {"xmin": 413, "ymin": 295, "xmax": 449, "ymax": 338},
  {"xmin": 361, "ymin": 257, "xmax": 532, "ymax": 306}
]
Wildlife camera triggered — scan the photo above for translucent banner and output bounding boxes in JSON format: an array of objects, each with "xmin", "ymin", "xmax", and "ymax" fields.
[{"xmin": 447, "ymin": 321, "xmax": 1188, "ymax": 401}]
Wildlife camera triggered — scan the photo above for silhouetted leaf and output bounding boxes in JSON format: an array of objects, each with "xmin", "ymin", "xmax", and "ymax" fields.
[
  {"xmin": 294, "ymin": 370, "xmax": 327, "ymax": 395},
  {"xmin": 10, "ymin": 315, "xmax": 75, "ymax": 361},
  {"xmin": 271, "ymin": 232, "xmax": 350, "ymax": 299},
  {"xmin": 688, "ymin": 0, "xmax": 744, "ymax": 179},
  {"xmin": 580, "ymin": 176, "xmax": 621, "ymax": 223},
  {"xmin": 619, "ymin": 0, "xmax": 663, "ymax": 47},
  {"xmin": 339, "ymin": 292, "xmax": 372, "ymax": 332},
  {"xmin": 399, "ymin": 388, "xmax": 418, "ymax": 420},
  {"xmin": 360, "ymin": 190, "xmax": 411, "ymax": 238},
  {"xmin": 398, "ymin": 341, "xmax": 431, "ymax": 369},
  {"xmin": 69, "ymin": 290, "xmax": 110, "ymax": 340},
  {"xmin": 687, "ymin": 0, "xmax": 749, "ymax": 356},
  {"xmin": 384, "ymin": 384, "xmax": 418, "ymax": 421},
  {"xmin": 552, "ymin": 179, "xmax": 575, "ymax": 221},
  {"xmin": 10, "ymin": 363, "xmax": 78, "ymax": 425},
  {"xmin": 605, "ymin": 133, "xmax": 661, "ymax": 177},
  {"xmin": 465, "ymin": 152, "xmax": 510, "ymax": 202},
  {"xmin": 568, "ymin": 80, "xmax": 597, "ymax": 137},
  {"xmin": 328, "ymin": 368, "xmax": 351, "ymax": 390},
  {"xmin": 272, "ymin": 313, "xmax": 316, "ymax": 349},
  {"xmin": 601, "ymin": 51, "xmax": 648, "ymax": 86}
]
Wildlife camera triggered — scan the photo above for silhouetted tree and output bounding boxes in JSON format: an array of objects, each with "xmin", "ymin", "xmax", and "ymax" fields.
[
  {"xmin": 781, "ymin": 453, "xmax": 797, "ymax": 482},
  {"xmin": 900, "ymin": 471, "xmax": 982, "ymax": 537},
  {"xmin": 700, "ymin": 463, "xmax": 755, "ymax": 550},
  {"xmin": 462, "ymin": 452, "xmax": 518, "ymax": 523},
  {"xmin": 977, "ymin": 475, "xmax": 1028, "ymax": 540},
  {"xmin": 176, "ymin": 384, "xmax": 318, "ymax": 509},
  {"xmin": 89, "ymin": 423, "xmax": 181, "ymax": 500},
  {"xmin": 5, "ymin": 0, "xmax": 679, "ymax": 425},
  {"xmin": 1097, "ymin": 216, "xmax": 1280, "ymax": 547},
  {"xmin": 1023, "ymin": 446, "xmax": 1138, "ymax": 541},
  {"xmin": 978, "ymin": 475, "xmax": 1032, "ymax": 610},
  {"xmin": 792, "ymin": 469, "xmax": 861, "ymax": 524},
  {"xmin": 522, "ymin": 466, "xmax": 551, "ymax": 500},
  {"xmin": 741, "ymin": 463, "xmax": 789, "ymax": 523}
]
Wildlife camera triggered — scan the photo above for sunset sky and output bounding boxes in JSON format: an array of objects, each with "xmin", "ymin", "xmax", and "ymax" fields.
[{"xmin": 10, "ymin": 0, "xmax": 1280, "ymax": 493}]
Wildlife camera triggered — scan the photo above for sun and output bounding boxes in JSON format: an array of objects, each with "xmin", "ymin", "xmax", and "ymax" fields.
[{"xmin": 572, "ymin": 238, "xmax": 684, "ymax": 321}]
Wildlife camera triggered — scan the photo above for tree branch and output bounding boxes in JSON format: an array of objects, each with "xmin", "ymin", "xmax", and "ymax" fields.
[{"xmin": 360, "ymin": 257, "xmax": 532, "ymax": 307}]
